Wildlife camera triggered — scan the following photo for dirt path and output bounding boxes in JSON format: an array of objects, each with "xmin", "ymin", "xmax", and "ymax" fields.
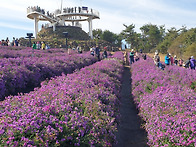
[{"xmin": 113, "ymin": 66, "xmax": 148, "ymax": 147}]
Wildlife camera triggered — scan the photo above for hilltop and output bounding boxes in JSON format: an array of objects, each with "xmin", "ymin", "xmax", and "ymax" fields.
[
  {"xmin": 19, "ymin": 26, "xmax": 120, "ymax": 51},
  {"xmin": 168, "ymin": 28, "xmax": 196, "ymax": 59},
  {"xmin": 38, "ymin": 26, "xmax": 90, "ymax": 40}
]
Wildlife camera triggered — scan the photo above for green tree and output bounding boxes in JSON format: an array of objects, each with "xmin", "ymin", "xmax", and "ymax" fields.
[
  {"xmin": 156, "ymin": 27, "xmax": 180, "ymax": 54},
  {"xmin": 101, "ymin": 30, "xmax": 116, "ymax": 44},
  {"xmin": 120, "ymin": 24, "xmax": 139, "ymax": 49},
  {"xmin": 168, "ymin": 28, "xmax": 196, "ymax": 59},
  {"xmin": 93, "ymin": 29, "xmax": 102, "ymax": 39},
  {"xmin": 112, "ymin": 33, "xmax": 122, "ymax": 47},
  {"xmin": 140, "ymin": 24, "xmax": 164, "ymax": 52}
]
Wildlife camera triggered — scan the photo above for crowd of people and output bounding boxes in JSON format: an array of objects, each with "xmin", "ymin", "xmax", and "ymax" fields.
[
  {"xmin": 123, "ymin": 49, "xmax": 147, "ymax": 66},
  {"xmin": 32, "ymin": 41, "xmax": 50, "ymax": 50},
  {"xmin": 90, "ymin": 45, "xmax": 108, "ymax": 60},
  {"xmin": 28, "ymin": 6, "xmax": 95, "ymax": 21},
  {"xmin": 0, "ymin": 37, "xmax": 19, "ymax": 46},
  {"xmin": 28, "ymin": 6, "xmax": 56, "ymax": 19},
  {"xmin": 122, "ymin": 49, "xmax": 195, "ymax": 71},
  {"xmin": 1, "ymin": 37, "xmax": 195, "ymax": 70},
  {"xmin": 63, "ymin": 7, "xmax": 93, "ymax": 14},
  {"xmin": 153, "ymin": 51, "xmax": 196, "ymax": 70},
  {"xmin": 66, "ymin": 44, "xmax": 108, "ymax": 61}
]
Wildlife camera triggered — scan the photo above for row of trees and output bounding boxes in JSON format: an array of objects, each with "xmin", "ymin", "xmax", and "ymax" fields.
[{"xmin": 93, "ymin": 23, "xmax": 196, "ymax": 59}]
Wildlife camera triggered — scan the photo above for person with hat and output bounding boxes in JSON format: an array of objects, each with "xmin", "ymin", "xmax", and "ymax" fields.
[
  {"xmin": 174, "ymin": 55, "xmax": 178, "ymax": 65},
  {"xmin": 154, "ymin": 51, "xmax": 160, "ymax": 67},
  {"xmin": 165, "ymin": 53, "xmax": 170, "ymax": 65},
  {"xmin": 190, "ymin": 56, "xmax": 196, "ymax": 70},
  {"xmin": 102, "ymin": 46, "xmax": 108, "ymax": 58},
  {"xmin": 90, "ymin": 46, "xmax": 95, "ymax": 56}
]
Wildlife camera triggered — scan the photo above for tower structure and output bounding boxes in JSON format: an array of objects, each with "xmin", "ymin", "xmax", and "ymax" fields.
[{"xmin": 27, "ymin": 5, "xmax": 100, "ymax": 39}]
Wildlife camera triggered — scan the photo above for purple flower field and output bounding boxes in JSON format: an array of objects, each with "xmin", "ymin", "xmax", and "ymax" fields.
[
  {"xmin": 0, "ymin": 51, "xmax": 124, "ymax": 146},
  {"xmin": 0, "ymin": 47, "xmax": 98, "ymax": 99},
  {"xmin": 1, "ymin": 48, "xmax": 195, "ymax": 146},
  {"xmin": 0, "ymin": 46, "xmax": 72, "ymax": 58},
  {"xmin": 131, "ymin": 57, "xmax": 196, "ymax": 146}
]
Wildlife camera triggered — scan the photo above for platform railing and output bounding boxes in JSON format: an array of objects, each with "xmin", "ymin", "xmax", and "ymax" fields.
[{"xmin": 27, "ymin": 7, "xmax": 58, "ymax": 21}]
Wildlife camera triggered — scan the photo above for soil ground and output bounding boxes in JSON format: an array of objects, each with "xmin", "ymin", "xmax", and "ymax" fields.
[{"xmin": 113, "ymin": 66, "xmax": 148, "ymax": 147}]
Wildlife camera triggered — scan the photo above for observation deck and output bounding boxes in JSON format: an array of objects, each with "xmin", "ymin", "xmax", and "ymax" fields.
[
  {"xmin": 27, "ymin": 6, "xmax": 100, "ymax": 39},
  {"xmin": 55, "ymin": 7, "xmax": 100, "ymax": 21},
  {"xmin": 27, "ymin": 7, "xmax": 58, "ymax": 23}
]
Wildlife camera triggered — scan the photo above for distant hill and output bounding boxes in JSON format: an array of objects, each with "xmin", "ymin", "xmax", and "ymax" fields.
[
  {"xmin": 168, "ymin": 28, "xmax": 196, "ymax": 59},
  {"xmin": 38, "ymin": 26, "xmax": 90, "ymax": 40}
]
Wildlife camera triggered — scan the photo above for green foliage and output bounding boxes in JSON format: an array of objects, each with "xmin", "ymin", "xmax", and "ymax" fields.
[
  {"xmin": 168, "ymin": 28, "xmax": 196, "ymax": 59},
  {"xmin": 120, "ymin": 24, "xmax": 139, "ymax": 49},
  {"xmin": 101, "ymin": 30, "xmax": 116, "ymax": 44},
  {"xmin": 156, "ymin": 27, "xmax": 180, "ymax": 54},
  {"xmin": 184, "ymin": 43, "xmax": 196, "ymax": 58},
  {"xmin": 93, "ymin": 29, "xmax": 102, "ymax": 39},
  {"xmin": 140, "ymin": 24, "xmax": 164, "ymax": 52},
  {"xmin": 92, "ymin": 29, "xmax": 121, "ymax": 47}
]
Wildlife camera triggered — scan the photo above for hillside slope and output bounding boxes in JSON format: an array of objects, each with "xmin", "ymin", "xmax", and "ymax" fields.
[
  {"xmin": 38, "ymin": 26, "xmax": 90, "ymax": 40},
  {"xmin": 168, "ymin": 28, "xmax": 196, "ymax": 59}
]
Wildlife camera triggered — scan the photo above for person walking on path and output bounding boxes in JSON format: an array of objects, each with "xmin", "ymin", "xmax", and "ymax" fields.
[
  {"xmin": 36, "ymin": 41, "xmax": 41, "ymax": 49},
  {"xmin": 32, "ymin": 42, "xmax": 36, "ymax": 50},
  {"xmin": 179, "ymin": 58, "xmax": 183, "ymax": 67},
  {"xmin": 32, "ymin": 42, "xmax": 37, "ymax": 57},
  {"xmin": 153, "ymin": 52, "xmax": 160, "ymax": 67},
  {"xmin": 135, "ymin": 52, "xmax": 139, "ymax": 62},
  {"xmin": 90, "ymin": 46, "xmax": 95, "ymax": 56},
  {"xmin": 184, "ymin": 58, "xmax": 191, "ymax": 68},
  {"xmin": 123, "ymin": 51, "xmax": 128, "ymax": 65},
  {"xmin": 142, "ymin": 53, "xmax": 147, "ymax": 60},
  {"xmin": 102, "ymin": 47, "xmax": 108, "ymax": 59},
  {"xmin": 41, "ymin": 41, "xmax": 46, "ymax": 50},
  {"xmin": 165, "ymin": 53, "xmax": 170, "ymax": 65},
  {"xmin": 95, "ymin": 45, "xmax": 100, "ymax": 60},
  {"xmin": 77, "ymin": 45, "xmax": 82, "ymax": 54},
  {"xmin": 190, "ymin": 56, "xmax": 196, "ymax": 70},
  {"xmin": 170, "ymin": 54, "xmax": 174, "ymax": 65},
  {"xmin": 129, "ymin": 49, "xmax": 135, "ymax": 65},
  {"xmin": 174, "ymin": 55, "xmax": 178, "ymax": 65}
]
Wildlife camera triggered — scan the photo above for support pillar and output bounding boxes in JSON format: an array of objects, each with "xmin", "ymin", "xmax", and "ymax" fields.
[
  {"xmin": 61, "ymin": 17, "xmax": 66, "ymax": 26},
  {"xmin": 88, "ymin": 17, "xmax": 93, "ymax": 39},
  {"xmin": 52, "ymin": 23, "xmax": 56, "ymax": 31},
  {"xmin": 34, "ymin": 16, "xmax": 39, "ymax": 39}
]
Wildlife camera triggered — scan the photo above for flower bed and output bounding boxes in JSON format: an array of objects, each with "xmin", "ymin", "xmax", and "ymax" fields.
[
  {"xmin": 0, "ymin": 46, "xmax": 71, "ymax": 58},
  {"xmin": 0, "ymin": 58, "xmax": 123, "ymax": 146},
  {"xmin": 0, "ymin": 50, "xmax": 97, "ymax": 100},
  {"xmin": 131, "ymin": 58, "xmax": 196, "ymax": 146}
]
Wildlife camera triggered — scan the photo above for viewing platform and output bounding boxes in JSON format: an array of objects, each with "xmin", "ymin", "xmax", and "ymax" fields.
[
  {"xmin": 27, "ymin": 7, "xmax": 58, "ymax": 23},
  {"xmin": 56, "ymin": 7, "xmax": 100, "ymax": 21},
  {"xmin": 27, "ymin": 6, "xmax": 100, "ymax": 39}
]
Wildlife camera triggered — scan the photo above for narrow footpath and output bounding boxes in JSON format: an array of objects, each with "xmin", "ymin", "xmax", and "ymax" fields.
[{"xmin": 113, "ymin": 66, "xmax": 148, "ymax": 147}]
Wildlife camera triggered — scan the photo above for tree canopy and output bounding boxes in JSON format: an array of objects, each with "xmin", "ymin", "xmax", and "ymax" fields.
[{"xmin": 92, "ymin": 23, "xmax": 195, "ymax": 59}]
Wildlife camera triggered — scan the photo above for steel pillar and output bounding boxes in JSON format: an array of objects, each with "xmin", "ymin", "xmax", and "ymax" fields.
[
  {"xmin": 88, "ymin": 17, "xmax": 93, "ymax": 39},
  {"xmin": 34, "ymin": 16, "xmax": 38, "ymax": 39}
]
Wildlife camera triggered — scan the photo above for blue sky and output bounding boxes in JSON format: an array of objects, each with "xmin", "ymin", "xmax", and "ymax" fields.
[{"xmin": 0, "ymin": 0, "xmax": 196, "ymax": 41}]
